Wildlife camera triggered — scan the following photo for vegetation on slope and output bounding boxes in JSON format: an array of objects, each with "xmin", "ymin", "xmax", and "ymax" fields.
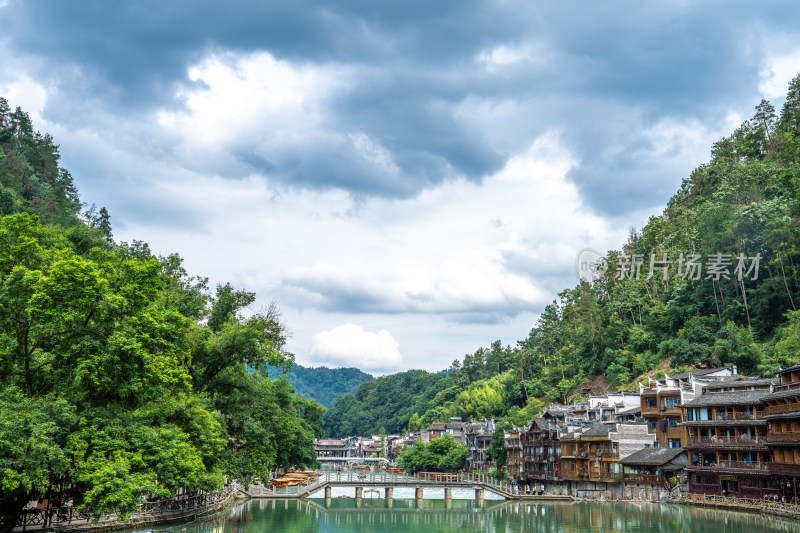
[{"xmin": 266, "ymin": 364, "xmax": 374, "ymax": 408}]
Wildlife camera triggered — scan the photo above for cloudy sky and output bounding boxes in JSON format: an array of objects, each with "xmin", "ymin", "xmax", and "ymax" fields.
[{"xmin": 2, "ymin": 1, "xmax": 799, "ymax": 374}]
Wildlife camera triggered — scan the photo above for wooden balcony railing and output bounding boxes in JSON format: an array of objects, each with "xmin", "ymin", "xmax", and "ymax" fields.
[
  {"xmin": 593, "ymin": 473, "xmax": 623, "ymax": 483},
  {"xmin": 689, "ymin": 460, "xmax": 769, "ymax": 471},
  {"xmin": 623, "ymin": 473, "xmax": 660, "ymax": 483},
  {"xmin": 594, "ymin": 451, "xmax": 616, "ymax": 459},
  {"xmin": 713, "ymin": 411, "xmax": 764, "ymax": 421},
  {"xmin": 766, "ymin": 431, "xmax": 800, "ymax": 442},
  {"xmin": 764, "ymin": 403, "xmax": 800, "ymax": 416},
  {"xmin": 774, "ymin": 382, "xmax": 800, "ymax": 393},
  {"xmin": 769, "ymin": 462, "xmax": 800, "ymax": 473},
  {"xmin": 686, "ymin": 435, "xmax": 766, "ymax": 446}
]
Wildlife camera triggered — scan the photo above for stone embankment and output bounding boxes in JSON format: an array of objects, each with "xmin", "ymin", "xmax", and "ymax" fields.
[{"xmin": 10, "ymin": 487, "xmax": 235, "ymax": 533}]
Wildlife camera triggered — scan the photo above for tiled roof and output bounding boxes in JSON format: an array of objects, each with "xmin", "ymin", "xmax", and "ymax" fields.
[
  {"xmin": 682, "ymin": 390, "xmax": 768, "ymax": 407},
  {"xmin": 620, "ymin": 447, "xmax": 685, "ymax": 466},
  {"xmin": 703, "ymin": 378, "xmax": 776, "ymax": 391},
  {"xmin": 777, "ymin": 365, "xmax": 800, "ymax": 376},
  {"xmin": 670, "ymin": 367, "xmax": 733, "ymax": 380},
  {"xmin": 762, "ymin": 388, "xmax": 800, "ymax": 401},
  {"xmin": 316, "ymin": 439, "xmax": 349, "ymax": 445},
  {"xmin": 581, "ymin": 424, "xmax": 614, "ymax": 437},
  {"xmin": 616, "ymin": 406, "xmax": 641, "ymax": 416}
]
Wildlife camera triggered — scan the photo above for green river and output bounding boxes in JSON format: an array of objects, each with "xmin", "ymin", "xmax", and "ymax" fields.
[{"xmin": 137, "ymin": 498, "xmax": 800, "ymax": 533}]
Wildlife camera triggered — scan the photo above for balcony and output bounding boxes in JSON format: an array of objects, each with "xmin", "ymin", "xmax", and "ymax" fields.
[
  {"xmin": 764, "ymin": 403, "xmax": 800, "ymax": 416},
  {"xmin": 593, "ymin": 473, "xmax": 623, "ymax": 483},
  {"xmin": 713, "ymin": 411, "xmax": 764, "ymax": 421},
  {"xmin": 774, "ymin": 382, "xmax": 800, "ymax": 393},
  {"xmin": 689, "ymin": 460, "xmax": 769, "ymax": 471},
  {"xmin": 623, "ymin": 473, "xmax": 660, "ymax": 483},
  {"xmin": 769, "ymin": 462, "xmax": 800, "ymax": 474},
  {"xmin": 686, "ymin": 435, "xmax": 766, "ymax": 447},
  {"xmin": 594, "ymin": 451, "xmax": 619, "ymax": 460},
  {"xmin": 766, "ymin": 431, "xmax": 800, "ymax": 443}
]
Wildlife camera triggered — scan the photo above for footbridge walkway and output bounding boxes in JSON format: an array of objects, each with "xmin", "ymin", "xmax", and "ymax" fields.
[{"xmin": 242, "ymin": 472, "xmax": 572, "ymax": 502}]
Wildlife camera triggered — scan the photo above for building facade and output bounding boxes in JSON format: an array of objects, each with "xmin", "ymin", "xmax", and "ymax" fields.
[
  {"xmin": 683, "ymin": 379, "xmax": 774, "ymax": 498},
  {"xmin": 522, "ymin": 418, "xmax": 561, "ymax": 489},
  {"xmin": 763, "ymin": 365, "xmax": 800, "ymax": 501}
]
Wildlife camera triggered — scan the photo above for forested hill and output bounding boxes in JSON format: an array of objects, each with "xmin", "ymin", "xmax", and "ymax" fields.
[
  {"xmin": 0, "ymin": 98, "xmax": 324, "ymax": 531},
  {"xmin": 266, "ymin": 364, "xmax": 374, "ymax": 407},
  {"xmin": 323, "ymin": 74, "xmax": 800, "ymax": 439}
]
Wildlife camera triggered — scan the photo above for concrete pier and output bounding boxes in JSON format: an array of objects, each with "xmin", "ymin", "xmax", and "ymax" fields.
[
  {"xmin": 475, "ymin": 488, "xmax": 484, "ymax": 504},
  {"xmin": 415, "ymin": 487, "xmax": 424, "ymax": 499},
  {"xmin": 324, "ymin": 486, "xmax": 331, "ymax": 498},
  {"xmin": 385, "ymin": 487, "xmax": 393, "ymax": 500},
  {"xmin": 355, "ymin": 487, "xmax": 363, "ymax": 499},
  {"xmin": 444, "ymin": 487, "xmax": 452, "ymax": 501}
]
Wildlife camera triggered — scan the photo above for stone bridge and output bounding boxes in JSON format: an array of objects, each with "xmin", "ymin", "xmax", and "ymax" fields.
[{"xmin": 242, "ymin": 472, "xmax": 572, "ymax": 503}]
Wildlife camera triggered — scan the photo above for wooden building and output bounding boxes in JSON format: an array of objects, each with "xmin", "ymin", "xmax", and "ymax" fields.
[
  {"xmin": 505, "ymin": 426, "xmax": 524, "ymax": 483},
  {"xmin": 763, "ymin": 365, "xmax": 800, "ymax": 501},
  {"xmin": 640, "ymin": 366, "xmax": 737, "ymax": 449},
  {"xmin": 683, "ymin": 379, "xmax": 774, "ymax": 498},
  {"xmin": 621, "ymin": 447, "xmax": 687, "ymax": 500},
  {"xmin": 522, "ymin": 418, "xmax": 561, "ymax": 488}
]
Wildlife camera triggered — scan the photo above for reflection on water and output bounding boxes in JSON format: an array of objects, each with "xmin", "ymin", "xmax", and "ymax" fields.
[{"xmin": 129, "ymin": 499, "xmax": 800, "ymax": 533}]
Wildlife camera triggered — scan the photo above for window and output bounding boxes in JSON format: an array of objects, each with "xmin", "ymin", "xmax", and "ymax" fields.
[
  {"xmin": 647, "ymin": 419, "xmax": 657, "ymax": 430},
  {"xmin": 664, "ymin": 397, "xmax": 679, "ymax": 408},
  {"xmin": 669, "ymin": 439, "xmax": 681, "ymax": 448},
  {"xmin": 646, "ymin": 398, "xmax": 657, "ymax": 408},
  {"xmin": 667, "ymin": 417, "xmax": 680, "ymax": 428}
]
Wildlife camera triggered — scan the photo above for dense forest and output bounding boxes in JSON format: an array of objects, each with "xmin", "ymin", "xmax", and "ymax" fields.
[
  {"xmin": 0, "ymin": 98, "xmax": 323, "ymax": 532},
  {"xmin": 324, "ymin": 74, "xmax": 800, "ymax": 439},
  {"xmin": 266, "ymin": 364, "xmax": 373, "ymax": 408}
]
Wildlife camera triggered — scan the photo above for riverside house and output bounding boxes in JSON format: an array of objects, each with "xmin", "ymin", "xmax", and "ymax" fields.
[
  {"xmin": 683, "ymin": 378, "xmax": 774, "ymax": 498},
  {"xmin": 763, "ymin": 365, "xmax": 800, "ymax": 501},
  {"xmin": 621, "ymin": 447, "xmax": 687, "ymax": 500},
  {"xmin": 522, "ymin": 418, "xmax": 561, "ymax": 490},
  {"xmin": 640, "ymin": 366, "xmax": 737, "ymax": 449}
]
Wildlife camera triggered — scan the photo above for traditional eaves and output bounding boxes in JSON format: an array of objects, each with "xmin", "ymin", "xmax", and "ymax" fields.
[
  {"xmin": 670, "ymin": 366, "xmax": 733, "ymax": 380},
  {"xmin": 581, "ymin": 424, "xmax": 614, "ymax": 437},
  {"xmin": 682, "ymin": 390, "xmax": 768, "ymax": 407},
  {"xmin": 620, "ymin": 447, "xmax": 685, "ymax": 466}
]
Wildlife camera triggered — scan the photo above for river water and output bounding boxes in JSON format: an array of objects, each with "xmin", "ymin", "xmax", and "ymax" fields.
[{"xmin": 148, "ymin": 498, "xmax": 800, "ymax": 533}]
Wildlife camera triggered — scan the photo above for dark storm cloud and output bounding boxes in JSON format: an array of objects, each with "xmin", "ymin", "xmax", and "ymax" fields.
[{"xmin": 5, "ymin": 0, "xmax": 800, "ymax": 213}]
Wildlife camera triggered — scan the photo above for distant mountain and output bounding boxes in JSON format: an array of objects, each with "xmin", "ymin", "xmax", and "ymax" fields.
[{"xmin": 267, "ymin": 364, "xmax": 374, "ymax": 408}]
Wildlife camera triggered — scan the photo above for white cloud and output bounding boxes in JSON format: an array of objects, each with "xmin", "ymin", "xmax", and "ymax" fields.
[
  {"xmin": 310, "ymin": 323, "xmax": 403, "ymax": 371},
  {"xmin": 1, "ymin": 75, "xmax": 48, "ymax": 123},
  {"xmin": 759, "ymin": 49, "xmax": 800, "ymax": 100},
  {"xmin": 155, "ymin": 51, "xmax": 351, "ymax": 173},
  {"xmin": 475, "ymin": 42, "xmax": 549, "ymax": 69}
]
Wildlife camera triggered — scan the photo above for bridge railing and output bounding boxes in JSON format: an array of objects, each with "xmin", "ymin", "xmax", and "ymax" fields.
[{"xmin": 315, "ymin": 471, "xmax": 514, "ymax": 494}]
